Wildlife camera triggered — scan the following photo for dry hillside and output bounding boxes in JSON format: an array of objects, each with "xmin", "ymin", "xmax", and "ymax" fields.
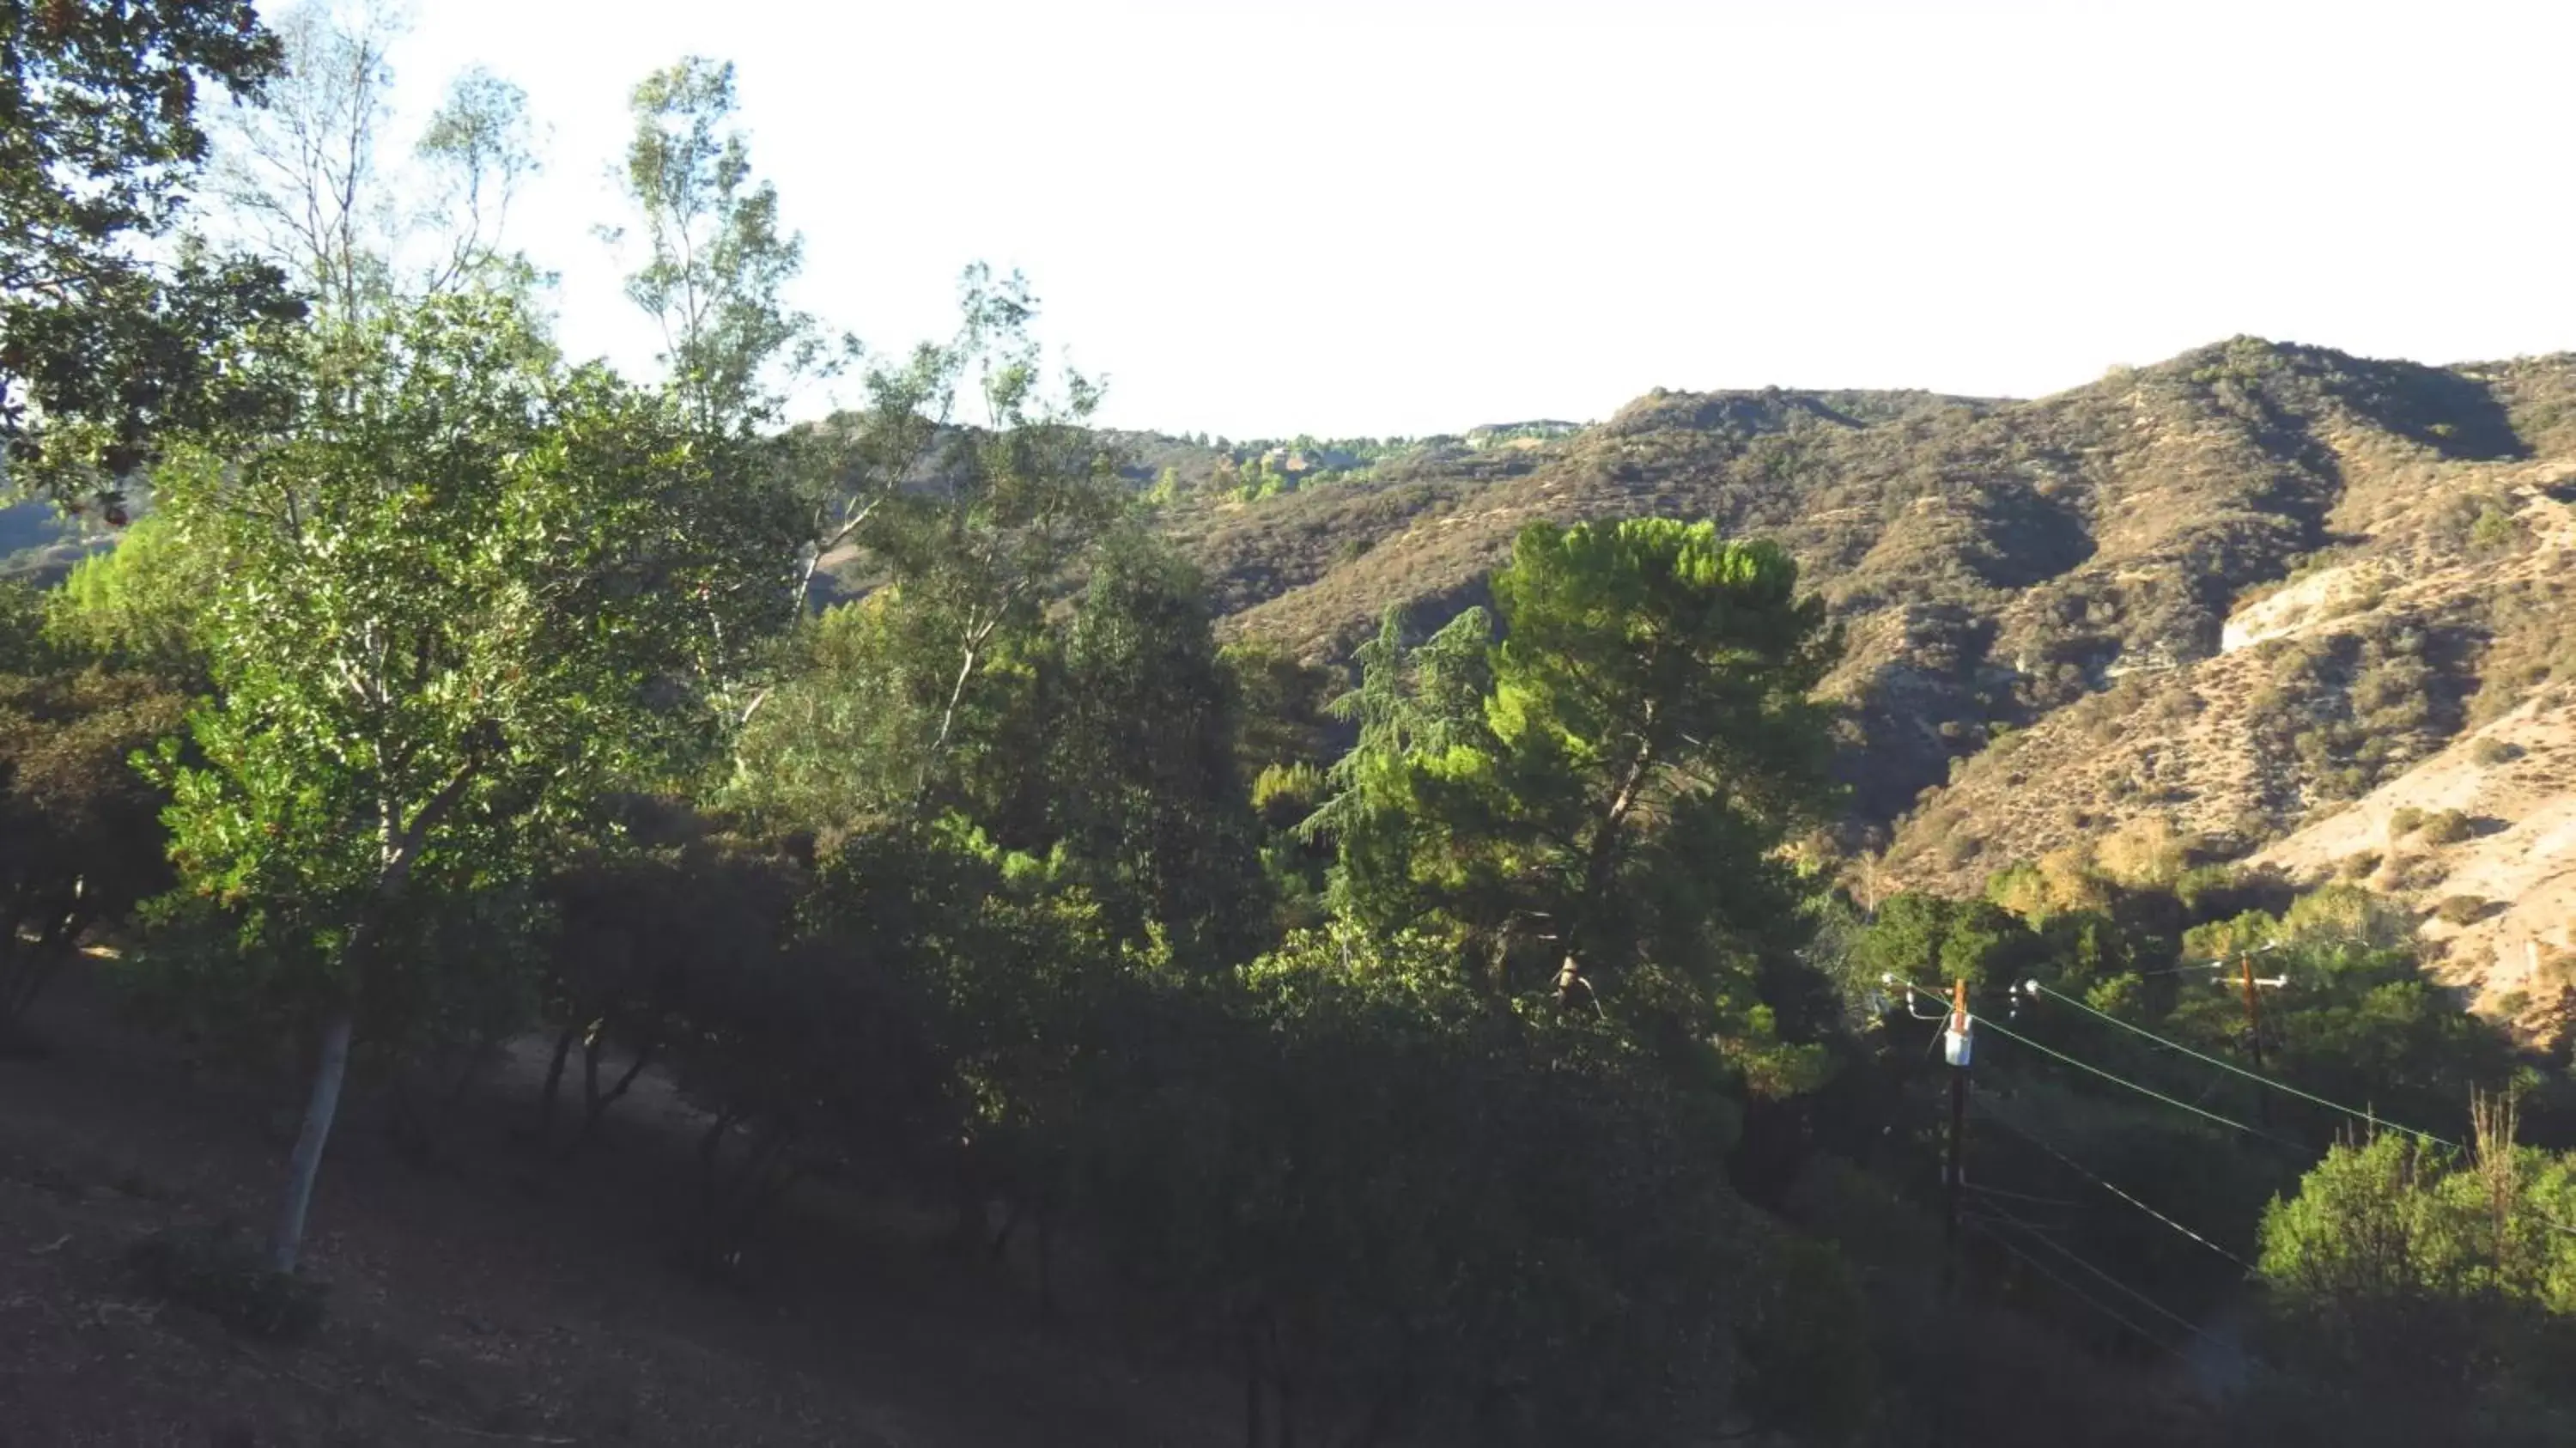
[{"xmin": 1170, "ymin": 338, "xmax": 2576, "ymax": 1005}]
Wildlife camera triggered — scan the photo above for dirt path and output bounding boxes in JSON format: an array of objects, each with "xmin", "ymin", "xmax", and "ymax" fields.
[{"xmin": 0, "ymin": 970, "xmax": 1237, "ymax": 1447}]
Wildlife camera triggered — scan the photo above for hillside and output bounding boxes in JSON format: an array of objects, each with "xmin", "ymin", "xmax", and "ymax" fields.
[{"xmin": 1174, "ymin": 339, "xmax": 2576, "ymax": 1001}]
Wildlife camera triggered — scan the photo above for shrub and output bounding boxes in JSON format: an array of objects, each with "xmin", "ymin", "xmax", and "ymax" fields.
[
  {"xmin": 127, "ymin": 1223, "xmax": 327, "ymax": 1340},
  {"xmin": 2467, "ymin": 504, "xmax": 2521, "ymax": 553},
  {"xmin": 2097, "ymin": 814, "xmax": 2191, "ymax": 889},
  {"xmin": 2433, "ymin": 895, "xmax": 2488, "ymax": 927},
  {"xmin": 1251, "ymin": 760, "xmax": 1326, "ymax": 824},
  {"xmin": 2375, "ymin": 853, "xmax": 2449, "ymax": 893},
  {"xmin": 2338, "ymin": 852, "xmax": 2381, "ymax": 880},
  {"xmin": 2171, "ymin": 862, "xmax": 2237, "ymax": 908},
  {"xmin": 2420, "ymin": 809, "xmax": 2473, "ymax": 845},
  {"xmin": 2388, "ymin": 806, "xmax": 2427, "ymax": 837},
  {"xmin": 2469, "ymin": 737, "xmax": 2519, "ymax": 767}
]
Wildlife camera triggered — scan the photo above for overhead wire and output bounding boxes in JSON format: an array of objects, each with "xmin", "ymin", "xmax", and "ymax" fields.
[
  {"xmin": 1959, "ymin": 1181, "xmax": 2084, "ymax": 1209},
  {"xmin": 1971, "ymin": 1205, "xmax": 2247, "ymax": 1363},
  {"xmin": 2023, "ymin": 981, "xmax": 2458, "ymax": 1150},
  {"xmin": 1896, "ymin": 980, "xmax": 2306, "ymax": 1151},
  {"xmin": 1976, "ymin": 1103, "xmax": 2260, "ymax": 1273},
  {"xmin": 1956, "ymin": 1216, "xmax": 2187, "ymax": 1361}
]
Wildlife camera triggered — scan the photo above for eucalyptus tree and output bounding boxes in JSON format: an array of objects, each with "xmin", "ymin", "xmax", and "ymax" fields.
[
  {"xmin": 608, "ymin": 54, "xmax": 944, "ymax": 630},
  {"xmin": 211, "ymin": 0, "xmax": 540, "ymax": 325},
  {"xmin": 723, "ymin": 267, "xmax": 1129, "ymax": 827}
]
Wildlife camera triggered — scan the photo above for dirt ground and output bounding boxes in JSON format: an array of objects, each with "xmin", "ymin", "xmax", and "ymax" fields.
[{"xmin": 0, "ymin": 969, "xmax": 1239, "ymax": 1448}]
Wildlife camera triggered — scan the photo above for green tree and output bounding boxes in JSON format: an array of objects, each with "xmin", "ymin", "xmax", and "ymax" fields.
[
  {"xmin": 211, "ymin": 3, "xmax": 540, "ymax": 322},
  {"xmin": 2257, "ymin": 1113, "xmax": 2576, "ymax": 1421},
  {"xmin": 721, "ymin": 587, "xmax": 948, "ymax": 838},
  {"xmin": 867, "ymin": 266, "xmax": 1126, "ymax": 768},
  {"xmin": 46, "ymin": 511, "xmax": 217, "ymax": 686},
  {"xmin": 146, "ymin": 289, "xmax": 798, "ymax": 1274},
  {"xmin": 1048, "ymin": 533, "xmax": 1265, "ymax": 962},
  {"xmin": 1317, "ymin": 519, "xmax": 1843, "ymax": 1047},
  {"xmin": 722, "ymin": 270, "xmax": 1124, "ymax": 835},
  {"xmin": 1843, "ymin": 891, "xmax": 2044, "ymax": 1001},
  {"xmin": 2172, "ymin": 890, "xmax": 2515, "ymax": 1137},
  {"xmin": 2, "ymin": 0, "xmax": 298, "ymax": 502},
  {"xmin": 611, "ymin": 55, "xmax": 816, "ymax": 437},
  {"xmin": 1066, "ymin": 925, "xmax": 1868, "ymax": 1446}
]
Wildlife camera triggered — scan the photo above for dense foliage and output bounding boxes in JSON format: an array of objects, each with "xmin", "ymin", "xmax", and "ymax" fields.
[{"xmin": 0, "ymin": 0, "xmax": 299, "ymax": 498}]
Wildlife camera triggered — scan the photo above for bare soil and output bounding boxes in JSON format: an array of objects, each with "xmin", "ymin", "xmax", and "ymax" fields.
[{"xmin": 0, "ymin": 969, "xmax": 1237, "ymax": 1448}]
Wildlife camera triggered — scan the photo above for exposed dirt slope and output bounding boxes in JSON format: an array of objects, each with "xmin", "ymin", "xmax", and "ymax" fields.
[
  {"xmin": 1886, "ymin": 461, "xmax": 2576, "ymax": 893},
  {"xmin": 0, "ymin": 974, "xmax": 1235, "ymax": 1447},
  {"xmin": 2250, "ymin": 687, "xmax": 2576, "ymax": 1028}
]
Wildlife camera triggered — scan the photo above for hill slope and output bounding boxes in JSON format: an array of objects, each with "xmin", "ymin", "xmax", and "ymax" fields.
[{"xmin": 1175, "ymin": 339, "xmax": 2576, "ymax": 1003}]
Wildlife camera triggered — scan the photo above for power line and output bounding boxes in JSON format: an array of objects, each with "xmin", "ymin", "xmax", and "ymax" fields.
[
  {"xmin": 1971, "ymin": 1206, "xmax": 2245, "ymax": 1362},
  {"xmin": 1961, "ymin": 1181, "xmax": 2084, "ymax": 1209},
  {"xmin": 1957, "ymin": 1216, "xmax": 2186, "ymax": 1361},
  {"xmin": 2023, "ymin": 982, "xmax": 2459, "ymax": 1150},
  {"xmin": 1896, "ymin": 981, "xmax": 2302, "ymax": 1150},
  {"xmin": 1977, "ymin": 1103, "xmax": 2259, "ymax": 1273}
]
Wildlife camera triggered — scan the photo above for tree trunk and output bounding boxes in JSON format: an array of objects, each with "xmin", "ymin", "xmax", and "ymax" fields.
[
  {"xmin": 948, "ymin": 1142, "xmax": 989, "ymax": 1256},
  {"xmin": 445, "ymin": 1038, "xmax": 491, "ymax": 1104},
  {"xmin": 0, "ymin": 901, "xmax": 52, "ymax": 1026},
  {"xmin": 562, "ymin": 1039, "xmax": 653, "ymax": 1160},
  {"xmin": 261, "ymin": 768, "xmax": 471, "ymax": 1276},
  {"xmin": 695, "ymin": 1120, "xmax": 793, "ymax": 1268},
  {"xmin": 271, "ymin": 1007, "xmax": 356, "ymax": 1275},
  {"xmin": 1554, "ymin": 725, "xmax": 1659, "ymax": 1003},
  {"xmin": 534, "ymin": 1022, "xmax": 578, "ymax": 1141},
  {"xmin": 580, "ymin": 1026, "xmax": 605, "ymax": 1117}
]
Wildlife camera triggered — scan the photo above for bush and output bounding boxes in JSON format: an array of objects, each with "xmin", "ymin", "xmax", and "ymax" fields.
[
  {"xmin": 2339, "ymin": 851, "xmax": 2382, "ymax": 880},
  {"xmin": 2434, "ymin": 895, "xmax": 2489, "ymax": 927},
  {"xmin": 2390, "ymin": 806, "xmax": 2427, "ymax": 837},
  {"xmin": 2468, "ymin": 505, "xmax": 2522, "ymax": 553},
  {"xmin": 2470, "ymin": 737, "xmax": 2521, "ymax": 767},
  {"xmin": 2421, "ymin": 809, "xmax": 2474, "ymax": 845},
  {"xmin": 2098, "ymin": 814, "xmax": 2191, "ymax": 888},
  {"xmin": 2174, "ymin": 863, "xmax": 2242, "ymax": 910},
  {"xmin": 2379, "ymin": 853, "xmax": 2451, "ymax": 892},
  {"xmin": 127, "ymin": 1223, "xmax": 327, "ymax": 1340}
]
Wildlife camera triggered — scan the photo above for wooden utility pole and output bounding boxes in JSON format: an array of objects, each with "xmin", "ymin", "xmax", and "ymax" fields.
[
  {"xmin": 2239, "ymin": 954, "xmax": 2269, "ymax": 1125},
  {"xmin": 1941, "ymin": 978, "xmax": 1971, "ymax": 1289}
]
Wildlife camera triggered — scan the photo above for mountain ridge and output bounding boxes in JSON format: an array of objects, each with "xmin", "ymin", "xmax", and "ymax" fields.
[{"xmin": 1154, "ymin": 337, "xmax": 2576, "ymax": 1013}]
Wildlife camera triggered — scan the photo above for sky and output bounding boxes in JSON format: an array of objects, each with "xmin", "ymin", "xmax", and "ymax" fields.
[{"xmin": 331, "ymin": 0, "xmax": 2576, "ymax": 439}]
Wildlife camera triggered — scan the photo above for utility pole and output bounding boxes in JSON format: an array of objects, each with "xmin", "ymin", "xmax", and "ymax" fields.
[
  {"xmin": 2230, "ymin": 948, "xmax": 2287, "ymax": 1125},
  {"xmin": 1941, "ymin": 977, "xmax": 1972, "ymax": 1291},
  {"xmin": 2239, "ymin": 953, "xmax": 2266, "ymax": 1077}
]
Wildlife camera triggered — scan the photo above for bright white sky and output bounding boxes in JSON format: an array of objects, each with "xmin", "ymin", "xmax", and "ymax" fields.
[{"xmin": 346, "ymin": 0, "xmax": 2574, "ymax": 438}]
